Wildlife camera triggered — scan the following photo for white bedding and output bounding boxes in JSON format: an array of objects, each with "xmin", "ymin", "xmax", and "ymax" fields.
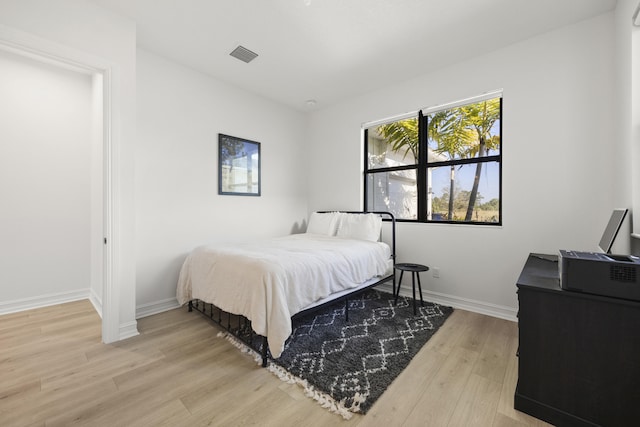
[{"xmin": 176, "ymin": 233, "xmax": 392, "ymax": 358}]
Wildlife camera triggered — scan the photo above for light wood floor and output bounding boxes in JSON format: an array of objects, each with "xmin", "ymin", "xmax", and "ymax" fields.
[{"xmin": 0, "ymin": 300, "xmax": 552, "ymax": 427}]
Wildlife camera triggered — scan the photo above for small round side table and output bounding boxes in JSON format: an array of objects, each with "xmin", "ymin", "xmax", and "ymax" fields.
[{"xmin": 394, "ymin": 263, "xmax": 429, "ymax": 315}]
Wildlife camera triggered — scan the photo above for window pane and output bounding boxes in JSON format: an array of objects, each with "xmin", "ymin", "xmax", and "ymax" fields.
[
  {"xmin": 428, "ymin": 161, "xmax": 500, "ymax": 223},
  {"xmin": 367, "ymin": 170, "xmax": 417, "ymax": 220},
  {"xmin": 367, "ymin": 118, "xmax": 418, "ymax": 169},
  {"xmin": 427, "ymin": 97, "xmax": 501, "ymax": 161}
]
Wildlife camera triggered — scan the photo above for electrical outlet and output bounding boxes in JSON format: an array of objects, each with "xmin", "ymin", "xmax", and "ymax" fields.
[{"xmin": 432, "ymin": 267, "xmax": 440, "ymax": 278}]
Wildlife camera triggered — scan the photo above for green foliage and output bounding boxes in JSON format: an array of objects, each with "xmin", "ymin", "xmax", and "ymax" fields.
[
  {"xmin": 375, "ymin": 97, "xmax": 501, "ymax": 222},
  {"xmin": 458, "ymin": 100, "xmax": 501, "ymax": 150},
  {"xmin": 429, "ymin": 98, "xmax": 501, "ymax": 159},
  {"xmin": 478, "ymin": 198, "xmax": 499, "ymax": 211},
  {"xmin": 376, "ymin": 118, "xmax": 418, "ymax": 160},
  {"xmin": 433, "ymin": 185, "xmax": 485, "ymax": 213},
  {"xmin": 427, "ymin": 110, "xmax": 475, "ymax": 159},
  {"xmin": 376, "ymin": 99, "xmax": 500, "ymax": 162},
  {"xmin": 458, "ymin": 99, "xmax": 501, "ymax": 221}
]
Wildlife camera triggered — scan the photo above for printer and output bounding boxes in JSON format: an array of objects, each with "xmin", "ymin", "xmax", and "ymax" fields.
[{"xmin": 559, "ymin": 250, "xmax": 640, "ymax": 302}]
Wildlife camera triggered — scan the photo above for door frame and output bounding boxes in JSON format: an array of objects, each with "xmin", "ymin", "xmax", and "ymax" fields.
[{"xmin": 0, "ymin": 24, "xmax": 121, "ymax": 342}]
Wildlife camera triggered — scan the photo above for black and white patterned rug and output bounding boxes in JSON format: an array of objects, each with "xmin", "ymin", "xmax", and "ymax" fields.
[{"xmin": 225, "ymin": 289, "xmax": 453, "ymax": 418}]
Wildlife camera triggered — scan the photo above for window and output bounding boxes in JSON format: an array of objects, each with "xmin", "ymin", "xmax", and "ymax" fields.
[{"xmin": 364, "ymin": 94, "xmax": 502, "ymax": 225}]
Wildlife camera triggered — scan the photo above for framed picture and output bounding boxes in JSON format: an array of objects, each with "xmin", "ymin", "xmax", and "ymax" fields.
[{"xmin": 218, "ymin": 134, "xmax": 261, "ymax": 196}]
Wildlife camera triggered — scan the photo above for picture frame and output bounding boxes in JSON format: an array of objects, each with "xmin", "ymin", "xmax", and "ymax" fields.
[{"xmin": 218, "ymin": 134, "xmax": 261, "ymax": 196}]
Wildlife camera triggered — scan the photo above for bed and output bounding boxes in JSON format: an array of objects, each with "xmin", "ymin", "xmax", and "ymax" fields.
[{"xmin": 176, "ymin": 211, "xmax": 396, "ymax": 366}]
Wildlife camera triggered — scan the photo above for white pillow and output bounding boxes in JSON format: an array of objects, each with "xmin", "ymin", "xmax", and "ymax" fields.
[
  {"xmin": 336, "ymin": 213, "xmax": 382, "ymax": 242},
  {"xmin": 306, "ymin": 212, "xmax": 341, "ymax": 236}
]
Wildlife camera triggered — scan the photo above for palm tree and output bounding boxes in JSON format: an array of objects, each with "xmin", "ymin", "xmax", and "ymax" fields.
[
  {"xmin": 457, "ymin": 100, "xmax": 501, "ymax": 220},
  {"xmin": 376, "ymin": 98, "xmax": 500, "ymax": 221},
  {"xmin": 377, "ymin": 115, "xmax": 470, "ymax": 219},
  {"xmin": 427, "ymin": 110, "xmax": 475, "ymax": 219},
  {"xmin": 376, "ymin": 118, "xmax": 418, "ymax": 161}
]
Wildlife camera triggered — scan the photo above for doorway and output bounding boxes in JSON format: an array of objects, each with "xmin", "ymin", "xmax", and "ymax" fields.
[{"xmin": 0, "ymin": 30, "xmax": 117, "ymax": 343}]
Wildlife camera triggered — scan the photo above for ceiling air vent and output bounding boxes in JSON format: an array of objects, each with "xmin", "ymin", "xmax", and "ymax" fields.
[{"xmin": 229, "ymin": 45, "xmax": 258, "ymax": 63}]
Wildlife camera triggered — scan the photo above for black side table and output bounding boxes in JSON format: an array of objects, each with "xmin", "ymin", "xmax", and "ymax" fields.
[{"xmin": 394, "ymin": 263, "xmax": 429, "ymax": 315}]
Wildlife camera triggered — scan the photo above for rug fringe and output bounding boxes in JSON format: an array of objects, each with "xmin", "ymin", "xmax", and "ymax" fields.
[{"xmin": 217, "ymin": 331, "xmax": 354, "ymax": 420}]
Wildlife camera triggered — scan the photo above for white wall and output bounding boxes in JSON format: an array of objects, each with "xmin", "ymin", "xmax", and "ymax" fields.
[
  {"xmin": 613, "ymin": 0, "xmax": 640, "ymax": 247},
  {"xmin": 0, "ymin": 49, "xmax": 92, "ymax": 304},
  {"xmin": 619, "ymin": 0, "xmax": 640, "ymax": 236},
  {"xmin": 135, "ymin": 49, "xmax": 309, "ymax": 316},
  {"xmin": 306, "ymin": 13, "xmax": 623, "ymax": 318},
  {"xmin": 0, "ymin": 1, "xmax": 633, "ymax": 325},
  {"xmin": 0, "ymin": 0, "xmax": 137, "ymax": 338}
]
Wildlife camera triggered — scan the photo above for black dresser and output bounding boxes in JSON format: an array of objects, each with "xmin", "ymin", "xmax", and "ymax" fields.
[{"xmin": 515, "ymin": 253, "xmax": 640, "ymax": 427}]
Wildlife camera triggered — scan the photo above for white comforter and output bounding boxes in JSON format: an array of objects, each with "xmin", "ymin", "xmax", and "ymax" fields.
[{"xmin": 176, "ymin": 233, "xmax": 391, "ymax": 358}]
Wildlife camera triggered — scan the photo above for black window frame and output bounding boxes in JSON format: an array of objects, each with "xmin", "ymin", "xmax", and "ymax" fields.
[{"xmin": 363, "ymin": 97, "xmax": 502, "ymax": 226}]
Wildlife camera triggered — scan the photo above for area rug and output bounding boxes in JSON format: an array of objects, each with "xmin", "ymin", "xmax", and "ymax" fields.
[{"xmin": 222, "ymin": 289, "xmax": 452, "ymax": 419}]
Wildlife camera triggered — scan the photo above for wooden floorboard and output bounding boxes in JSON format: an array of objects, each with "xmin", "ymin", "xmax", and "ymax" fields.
[{"xmin": 0, "ymin": 299, "xmax": 552, "ymax": 426}]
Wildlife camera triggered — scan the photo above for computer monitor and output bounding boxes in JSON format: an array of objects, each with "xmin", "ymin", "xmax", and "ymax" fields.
[{"xmin": 598, "ymin": 208, "xmax": 628, "ymax": 254}]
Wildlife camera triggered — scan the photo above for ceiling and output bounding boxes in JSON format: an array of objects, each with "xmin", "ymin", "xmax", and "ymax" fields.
[{"xmin": 90, "ymin": 0, "xmax": 617, "ymax": 111}]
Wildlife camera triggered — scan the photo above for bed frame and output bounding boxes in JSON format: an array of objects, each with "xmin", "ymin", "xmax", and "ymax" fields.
[{"xmin": 188, "ymin": 211, "xmax": 396, "ymax": 367}]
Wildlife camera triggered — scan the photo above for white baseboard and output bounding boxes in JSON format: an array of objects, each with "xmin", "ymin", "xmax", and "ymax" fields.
[
  {"xmin": 0, "ymin": 288, "xmax": 140, "ymax": 340},
  {"xmin": 0, "ymin": 289, "xmax": 90, "ymax": 316},
  {"xmin": 136, "ymin": 297, "xmax": 181, "ymax": 319},
  {"xmin": 130, "ymin": 285, "xmax": 517, "ymax": 329},
  {"xmin": 377, "ymin": 282, "xmax": 518, "ymax": 322},
  {"xmin": 119, "ymin": 320, "xmax": 139, "ymax": 340}
]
